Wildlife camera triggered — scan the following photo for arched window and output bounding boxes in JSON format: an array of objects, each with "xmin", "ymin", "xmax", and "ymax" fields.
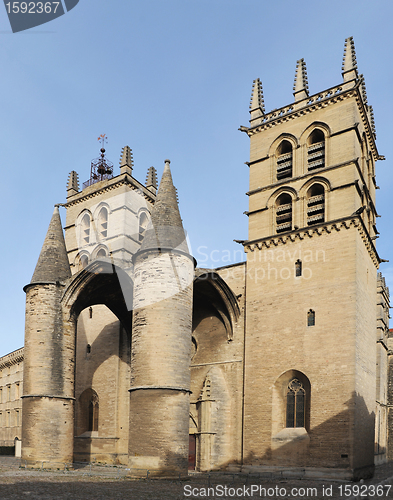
[
  {"xmin": 286, "ymin": 378, "xmax": 306, "ymax": 428},
  {"xmin": 276, "ymin": 140, "xmax": 293, "ymax": 180},
  {"xmin": 81, "ymin": 213, "xmax": 91, "ymax": 244},
  {"xmin": 97, "ymin": 207, "xmax": 108, "ymax": 239},
  {"xmin": 307, "ymin": 309, "xmax": 315, "ymax": 326},
  {"xmin": 307, "ymin": 184, "xmax": 325, "ymax": 226},
  {"xmin": 307, "ymin": 129, "xmax": 325, "ymax": 171},
  {"xmin": 76, "ymin": 254, "xmax": 89, "ymax": 271},
  {"xmin": 96, "ymin": 248, "xmax": 107, "ymax": 259},
  {"xmin": 276, "ymin": 193, "xmax": 292, "ymax": 233},
  {"xmin": 295, "ymin": 259, "xmax": 302, "ymax": 277},
  {"xmin": 139, "ymin": 212, "xmax": 149, "ymax": 242}
]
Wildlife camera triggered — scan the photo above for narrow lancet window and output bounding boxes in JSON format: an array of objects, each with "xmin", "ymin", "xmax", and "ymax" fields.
[
  {"xmin": 276, "ymin": 140, "xmax": 293, "ymax": 180},
  {"xmin": 276, "ymin": 193, "xmax": 292, "ymax": 233},
  {"xmin": 307, "ymin": 129, "xmax": 325, "ymax": 171},
  {"xmin": 307, "ymin": 184, "xmax": 325, "ymax": 226},
  {"xmin": 295, "ymin": 259, "xmax": 302, "ymax": 277},
  {"xmin": 139, "ymin": 212, "xmax": 149, "ymax": 242},
  {"xmin": 81, "ymin": 214, "xmax": 91, "ymax": 244},
  {"xmin": 307, "ymin": 309, "xmax": 315, "ymax": 326},
  {"xmin": 98, "ymin": 207, "xmax": 108, "ymax": 239}
]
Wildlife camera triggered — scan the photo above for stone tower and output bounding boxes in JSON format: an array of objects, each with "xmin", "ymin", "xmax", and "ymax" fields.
[
  {"xmin": 21, "ymin": 206, "xmax": 74, "ymax": 468},
  {"xmin": 241, "ymin": 37, "xmax": 381, "ymax": 479},
  {"xmin": 129, "ymin": 160, "xmax": 194, "ymax": 476}
]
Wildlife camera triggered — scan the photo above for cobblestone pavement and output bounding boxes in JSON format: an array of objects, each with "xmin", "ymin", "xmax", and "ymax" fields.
[{"xmin": 0, "ymin": 458, "xmax": 392, "ymax": 499}]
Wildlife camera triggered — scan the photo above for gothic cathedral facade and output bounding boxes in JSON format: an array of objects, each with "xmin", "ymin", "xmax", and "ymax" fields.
[{"xmin": 0, "ymin": 37, "xmax": 390, "ymax": 481}]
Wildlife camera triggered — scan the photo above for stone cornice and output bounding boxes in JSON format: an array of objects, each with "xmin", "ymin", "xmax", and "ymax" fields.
[
  {"xmin": 240, "ymin": 80, "xmax": 380, "ymax": 160},
  {"xmin": 65, "ymin": 173, "xmax": 156, "ymax": 208},
  {"xmin": 0, "ymin": 348, "xmax": 24, "ymax": 369},
  {"xmin": 244, "ymin": 216, "xmax": 380, "ymax": 267}
]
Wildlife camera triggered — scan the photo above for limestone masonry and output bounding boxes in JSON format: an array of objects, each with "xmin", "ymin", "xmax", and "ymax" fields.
[{"xmin": 0, "ymin": 37, "xmax": 391, "ymax": 480}]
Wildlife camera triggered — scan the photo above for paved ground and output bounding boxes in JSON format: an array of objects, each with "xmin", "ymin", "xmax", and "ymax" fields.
[{"xmin": 0, "ymin": 458, "xmax": 392, "ymax": 499}]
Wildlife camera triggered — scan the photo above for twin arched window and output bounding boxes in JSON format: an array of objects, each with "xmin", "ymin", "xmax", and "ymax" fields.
[
  {"xmin": 276, "ymin": 129, "xmax": 325, "ymax": 181},
  {"xmin": 275, "ymin": 183, "xmax": 325, "ymax": 234}
]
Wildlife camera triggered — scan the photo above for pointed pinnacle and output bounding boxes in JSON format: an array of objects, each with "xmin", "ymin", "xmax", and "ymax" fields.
[
  {"xmin": 293, "ymin": 58, "xmax": 309, "ymax": 97},
  {"xmin": 249, "ymin": 78, "xmax": 265, "ymax": 113},
  {"xmin": 30, "ymin": 206, "xmax": 71, "ymax": 285},
  {"xmin": 139, "ymin": 159, "xmax": 189, "ymax": 254},
  {"xmin": 67, "ymin": 171, "xmax": 79, "ymax": 192},
  {"xmin": 146, "ymin": 166, "xmax": 158, "ymax": 189},
  {"xmin": 119, "ymin": 146, "xmax": 133, "ymax": 169},
  {"xmin": 342, "ymin": 36, "xmax": 358, "ymax": 73}
]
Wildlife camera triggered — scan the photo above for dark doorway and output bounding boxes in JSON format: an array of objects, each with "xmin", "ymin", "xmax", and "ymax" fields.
[{"xmin": 188, "ymin": 434, "xmax": 196, "ymax": 470}]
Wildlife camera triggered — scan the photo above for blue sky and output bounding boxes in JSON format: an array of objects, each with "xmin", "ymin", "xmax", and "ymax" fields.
[{"xmin": 0, "ymin": 0, "xmax": 392, "ymax": 356}]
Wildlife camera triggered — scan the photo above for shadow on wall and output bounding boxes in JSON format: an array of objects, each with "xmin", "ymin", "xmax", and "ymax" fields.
[{"xmin": 240, "ymin": 391, "xmax": 376, "ymax": 480}]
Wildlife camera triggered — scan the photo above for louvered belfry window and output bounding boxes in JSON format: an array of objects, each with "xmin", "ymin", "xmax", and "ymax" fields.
[
  {"xmin": 276, "ymin": 140, "xmax": 293, "ymax": 180},
  {"xmin": 307, "ymin": 184, "xmax": 325, "ymax": 226},
  {"xmin": 286, "ymin": 379, "xmax": 306, "ymax": 428},
  {"xmin": 307, "ymin": 129, "xmax": 325, "ymax": 171},
  {"xmin": 276, "ymin": 193, "xmax": 292, "ymax": 233}
]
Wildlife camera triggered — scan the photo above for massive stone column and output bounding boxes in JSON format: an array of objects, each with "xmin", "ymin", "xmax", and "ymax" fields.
[
  {"xmin": 128, "ymin": 160, "xmax": 194, "ymax": 477},
  {"xmin": 21, "ymin": 206, "xmax": 74, "ymax": 468}
]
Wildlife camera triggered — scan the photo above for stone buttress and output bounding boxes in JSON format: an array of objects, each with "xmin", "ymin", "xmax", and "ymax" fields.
[{"xmin": 128, "ymin": 160, "xmax": 194, "ymax": 477}]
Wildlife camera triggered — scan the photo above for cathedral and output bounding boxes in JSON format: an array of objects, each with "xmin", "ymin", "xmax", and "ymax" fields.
[{"xmin": 0, "ymin": 37, "xmax": 391, "ymax": 481}]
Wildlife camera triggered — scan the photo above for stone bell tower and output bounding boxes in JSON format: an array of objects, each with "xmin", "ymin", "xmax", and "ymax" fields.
[
  {"xmin": 128, "ymin": 160, "xmax": 194, "ymax": 476},
  {"xmin": 241, "ymin": 37, "xmax": 382, "ymax": 479},
  {"xmin": 21, "ymin": 206, "xmax": 74, "ymax": 468}
]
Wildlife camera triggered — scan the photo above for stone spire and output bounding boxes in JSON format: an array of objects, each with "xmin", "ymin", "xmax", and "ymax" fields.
[
  {"xmin": 145, "ymin": 166, "xmax": 158, "ymax": 195},
  {"xmin": 342, "ymin": 36, "xmax": 358, "ymax": 82},
  {"xmin": 120, "ymin": 146, "xmax": 133, "ymax": 175},
  {"xmin": 30, "ymin": 206, "xmax": 71, "ymax": 285},
  {"xmin": 139, "ymin": 160, "xmax": 189, "ymax": 254},
  {"xmin": 293, "ymin": 58, "xmax": 309, "ymax": 101},
  {"xmin": 67, "ymin": 171, "xmax": 79, "ymax": 198},
  {"xmin": 249, "ymin": 78, "xmax": 264, "ymax": 125}
]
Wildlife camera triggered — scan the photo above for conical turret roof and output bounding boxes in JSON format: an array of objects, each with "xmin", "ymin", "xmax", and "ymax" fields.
[
  {"xmin": 30, "ymin": 206, "xmax": 71, "ymax": 284},
  {"xmin": 139, "ymin": 160, "xmax": 189, "ymax": 254}
]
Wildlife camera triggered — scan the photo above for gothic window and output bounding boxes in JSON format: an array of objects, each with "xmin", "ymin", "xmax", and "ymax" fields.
[
  {"xmin": 307, "ymin": 184, "xmax": 325, "ymax": 226},
  {"xmin": 295, "ymin": 259, "xmax": 302, "ymax": 277},
  {"xmin": 307, "ymin": 129, "xmax": 325, "ymax": 171},
  {"xmin": 276, "ymin": 193, "xmax": 292, "ymax": 233},
  {"xmin": 286, "ymin": 379, "xmax": 306, "ymax": 428},
  {"xmin": 276, "ymin": 140, "xmax": 293, "ymax": 180},
  {"xmin": 96, "ymin": 248, "xmax": 107, "ymax": 259},
  {"xmin": 77, "ymin": 254, "xmax": 89, "ymax": 271},
  {"xmin": 139, "ymin": 212, "xmax": 149, "ymax": 242},
  {"xmin": 88, "ymin": 393, "xmax": 99, "ymax": 432},
  {"xmin": 81, "ymin": 213, "xmax": 91, "ymax": 244},
  {"xmin": 307, "ymin": 309, "xmax": 315, "ymax": 326},
  {"xmin": 97, "ymin": 207, "xmax": 108, "ymax": 239}
]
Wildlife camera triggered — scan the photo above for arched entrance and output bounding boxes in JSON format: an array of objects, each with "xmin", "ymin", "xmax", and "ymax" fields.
[{"xmin": 62, "ymin": 260, "xmax": 133, "ymax": 464}]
